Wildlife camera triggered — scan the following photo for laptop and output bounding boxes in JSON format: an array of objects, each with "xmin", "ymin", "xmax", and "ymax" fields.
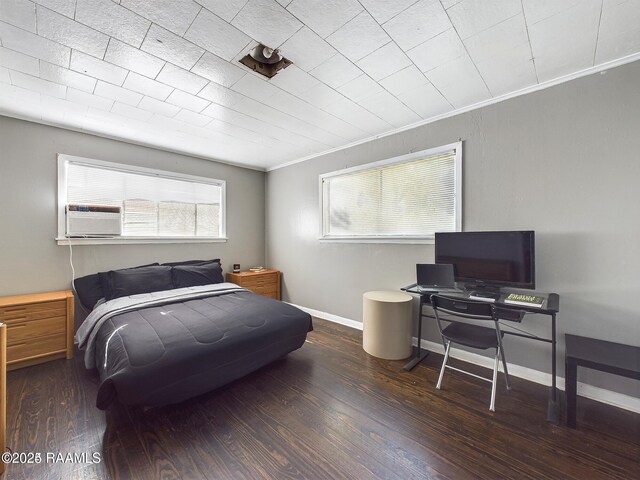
[{"xmin": 416, "ymin": 264, "xmax": 459, "ymax": 293}]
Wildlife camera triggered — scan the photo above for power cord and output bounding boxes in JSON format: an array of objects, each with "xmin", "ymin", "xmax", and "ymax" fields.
[{"xmin": 67, "ymin": 237, "xmax": 89, "ymax": 315}]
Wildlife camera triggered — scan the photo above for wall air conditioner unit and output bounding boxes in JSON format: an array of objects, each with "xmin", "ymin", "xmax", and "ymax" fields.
[{"xmin": 66, "ymin": 204, "xmax": 122, "ymax": 237}]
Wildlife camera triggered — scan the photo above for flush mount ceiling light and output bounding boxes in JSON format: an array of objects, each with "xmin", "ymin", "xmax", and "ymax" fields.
[{"xmin": 239, "ymin": 44, "xmax": 292, "ymax": 79}]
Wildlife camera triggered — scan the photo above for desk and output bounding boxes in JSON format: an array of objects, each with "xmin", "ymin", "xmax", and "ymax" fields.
[
  {"xmin": 401, "ymin": 285, "xmax": 561, "ymax": 424},
  {"xmin": 565, "ymin": 334, "xmax": 640, "ymax": 428}
]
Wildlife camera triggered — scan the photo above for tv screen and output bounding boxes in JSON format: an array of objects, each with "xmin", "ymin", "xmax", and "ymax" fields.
[{"xmin": 435, "ymin": 231, "xmax": 535, "ymax": 289}]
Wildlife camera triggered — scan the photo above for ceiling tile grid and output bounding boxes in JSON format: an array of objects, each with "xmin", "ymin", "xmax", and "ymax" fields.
[{"xmin": 0, "ymin": 0, "xmax": 637, "ymax": 169}]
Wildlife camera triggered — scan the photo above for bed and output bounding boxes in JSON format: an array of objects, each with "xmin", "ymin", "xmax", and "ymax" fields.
[{"xmin": 73, "ymin": 260, "xmax": 312, "ymax": 410}]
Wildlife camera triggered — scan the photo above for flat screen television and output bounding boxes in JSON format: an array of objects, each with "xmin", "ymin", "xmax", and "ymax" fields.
[{"xmin": 435, "ymin": 231, "xmax": 535, "ymax": 290}]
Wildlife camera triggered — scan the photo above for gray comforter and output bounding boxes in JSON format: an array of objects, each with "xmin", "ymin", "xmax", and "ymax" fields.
[{"xmin": 75, "ymin": 283, "xmax": 312, "ymax": 409}]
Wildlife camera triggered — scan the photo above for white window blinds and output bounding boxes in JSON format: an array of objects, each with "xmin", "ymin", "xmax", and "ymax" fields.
[
  {"xmin": 321, "ymin": 144, "xmax": 461, "ymax": 240},
  {"xmin": 64, "ymin": 159, "xmax": 223, "ymax": 238}
]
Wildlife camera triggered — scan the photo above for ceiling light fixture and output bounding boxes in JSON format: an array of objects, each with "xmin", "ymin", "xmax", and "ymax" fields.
[{"xmin": 239, "ymin": 43, "xmax": 292, "ymax": 79}]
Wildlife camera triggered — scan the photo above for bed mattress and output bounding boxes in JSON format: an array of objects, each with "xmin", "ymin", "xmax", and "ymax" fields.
[{"xmin": 76, "ymin": 284, "xmax": 312, "ymax": 409}]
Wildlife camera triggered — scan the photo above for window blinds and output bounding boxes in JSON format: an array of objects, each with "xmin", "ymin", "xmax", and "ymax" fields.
[
  {"xmin": 322, "ymin": 151, "xmax": 457, "ymax": 237},
  {"xmin": 66, "ymin": 162, "xmax": 222, "ymax": 237}
]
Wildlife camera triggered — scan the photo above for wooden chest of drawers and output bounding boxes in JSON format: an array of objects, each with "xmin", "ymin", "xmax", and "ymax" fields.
[
  {"xmin": 0, "ymin": 291, "xmax": 74, "ymax": 371},
  {"xmin": 226, "ymin": 269, "xmax": 281, "ymax": 300}
]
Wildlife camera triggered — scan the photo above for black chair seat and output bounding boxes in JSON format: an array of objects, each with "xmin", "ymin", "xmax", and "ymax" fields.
[{"xmin": 442, "ymin": 323, "xmax": 501, "ymax": 350}]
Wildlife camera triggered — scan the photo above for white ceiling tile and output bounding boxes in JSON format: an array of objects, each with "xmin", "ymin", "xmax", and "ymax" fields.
[
  {"xmin": 356, "ymin": 89, "xmax": 421, "ymax": 127},
  {"xmin": 123, "ymin": 72, "xmax": 173, "ymax": 100},
  {"xmin": 36, "ymin": 6, "xmax": 109, "ymax": 58},
  {"xmin": 166, "ymin": 88, "xmax": 210, "ymax": 112},
  {"xmin": 464, "ymin": 14, "xmax": 529, "ymax": 63},
  {"xmin": 120, "ymin": 0, "xmax": 201, "ymax": 36},
  {"xmin": 138, "ymin": 96, "xmax": 180, "ymax": 117},
  {"xmin": 521, "ymin": 0, "xmax": 584, "ymax": 25},
  {"xmin": 231, "ymin": 0, "xmax": 303, "ymax": 47},
  {"xmin": 10, "ymin": 70, "xmax": 67, "ymax": 98},
  {"xmin": 33, "ymin": 0, "xmax": 76, "ymax": 18},
  {"xmin": 275, "ymin": 0, "xmax": 291, "ymax": 6},
  {"xmin": 529, "ymin": 0, "xmax": 601, "ymax": 82},
  {"xmin": 197, "ymin": 81, "xmax": 246, "ymax": 107},
  {"xmin": 156, "ymin": 63, "xmax": 208, "ymax": 95},
  {"xmin": 0, "ymin": 21, "xmax": 71, "ymax": 67},
  {"xmin": 327, "ymin": 11, "xmax": 390, "ymax": 62},
  {"xmin": 397, "ymin": 82, "xmax": 453, "ymax": 118},
  {"xmin": 268, "ymin": 64, "xmax": 319, "ymax": 95},
  {"xmin": 0, "ymin": 66, "xmax": 11, "ymax": 83},
  {"xmin": 379, "ymin": 65, "xmax": 430, "ymax": 96},
  {"xmin": 442, "ymin": 0, "xmax": 462, "ymax": 8},
  {"xmin": 473, "ymin": 42, "xmax": 537, "ymax": 96},
  {"xmin": 298, "ymin": 81, "xmax": 345, "ymax": 108},
  {"xmin": 75, "ymin": 0, "xmax": 150, "ymax": 48},
  {"xmin": 146, "ymin": 113, "xmax": 185, "ymax": 132},
  {"xmin": 383, "ymin": 0, "xmax": 451, "ymax": 50},
  {"xmin": 425, "ymin": 54, "xmax": 491, "ymax": 108},
  {"xmin": 191, "ymin": 52, "xmax": 246, "ymax": 87},
  {"xmin": 356, "ymin": 41, "xmax": 411, "ymax": 81},
  {"xmin": 310, "ymin": 54, "xmax": 362, "ymax": 88},
  {"xmin": 320, "ymin": 97, "xmax": 392, "ymax": 134},
  {"xmin": 94, "ymin": 80, "xmax": 143, "ymax": 105},
  {"xmin": 595, "ymin": 0, "xmax": 640, "ymax": 64},
  {"xmin": 141, "ymin": 24, "xmax": 205, "ymax": 71},
  {"xmin": 448, "ymin": 0, "xmax": 523, "ymax": 39},
  {"xmin": 111, "ymin": 101, "xmax": 153, "ymax": 121},
  {"xmin": 0, "ymin": 83, "xmax": 41, "ymax": 108},
  {"xmin": 174, "ymin": 108, "xmax": 212, "ymax": 127},
  {"xmin": 39, "ymin": 60, "xmax": 96, "ymax": 92},
  {"xmin": 40, "ymin": 94, "xmax": 88, "ymax": 117},
  {"xmin": 0, "ymin": 46, "xmax": 39, "ymax": 75},
  {"xmin": 337, "ymin": 74, "xmax": 383, "ymax": 102},
  {"xmin": 407, "ymin": 28, "xmax": 466, "ymax": 73},
  {"xmin": 279, "ymin": 27, "xmax": 337, "ymax": 71},
  {"xmin": 104, "ymin": 39, "xmax": 165, "ymax": 78},
  {"xmin": 70, "ymin": 49, "xmax": 128, "ymax": 85},
  {"xmin": 67, "ymin": 87, "xmax": 114, "ymax": 110},
  {"xmin": 184, "ymin": 8, "xmax": 251, "ymax": 60},
  {"xmin": 195, "ymin": 0, "xmax": 245, "ymax": 22},
  {"xmin": 286, "ymin": 0, "xmax": 363, "ymax": 38},
  {"xmin": 0, "ymin": 0, "xmax": 36, "ymax": 32},
  {"xmin": 358, "ymin": 0, "xmax": 419, "ymax": 24}
]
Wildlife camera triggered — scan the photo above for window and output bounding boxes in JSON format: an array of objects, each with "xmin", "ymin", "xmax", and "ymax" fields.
[
  {"xmin": 320, "ymin": 142, "xmax": 461, "ymax": 242},
  {"xmin": 57, "ymin": 154, "xmax": 225, "ymax": 244}
]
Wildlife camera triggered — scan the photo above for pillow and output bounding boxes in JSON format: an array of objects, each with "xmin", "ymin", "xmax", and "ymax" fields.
[
  {"xmin": 162, "ymin": 258, "xmax": 221, "ymax": 267},
  {"xmin": 107, "ymin": 265, "xmax": 173, "ymax": 300},
  {"xmin": 73, "ymin": 274, "xmax": 104, "ymax": 311},
  {"xmin": 99, "ymin": 263, "xmax": 159, "ymax": 302},
  {"xmin": 172, "ymin": 261, "xmax": 224, "ymax": 288}
]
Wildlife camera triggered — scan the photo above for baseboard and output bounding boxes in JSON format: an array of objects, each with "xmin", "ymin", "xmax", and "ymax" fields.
[{"xmin": 292, "ymin": 304, "xmax": 640, "ymax": 415}]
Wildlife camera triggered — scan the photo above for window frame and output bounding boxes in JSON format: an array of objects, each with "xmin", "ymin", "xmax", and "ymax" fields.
[
  {"xmin": 318, "ymin": 142, "xmax": 462, "ymax": 244},
  {"xmin": 56, "ymin": 154, "xmax": 227, "ymax": 245}
]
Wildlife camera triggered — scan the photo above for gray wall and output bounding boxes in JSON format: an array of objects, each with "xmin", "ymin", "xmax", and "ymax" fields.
[
  {"xmin": 266, "ymin": 60, "xmax": 640, "ymax": 397},
  {"xmin": 0, "ymin": 116, "xmax": 265, "ymax": 297}
]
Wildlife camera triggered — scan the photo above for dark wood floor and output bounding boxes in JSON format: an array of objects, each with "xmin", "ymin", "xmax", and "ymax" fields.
[{"xmin": 3, "ymin": 318, "xmax": 639, "ymax": 479}]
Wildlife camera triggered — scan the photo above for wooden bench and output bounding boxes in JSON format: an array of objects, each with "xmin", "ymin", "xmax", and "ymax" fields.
[{"xmin": 565, "ymin": 334, "xmax": 640, "ymax": 428}]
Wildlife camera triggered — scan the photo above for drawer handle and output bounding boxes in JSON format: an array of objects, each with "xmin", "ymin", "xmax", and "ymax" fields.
[
  {"xmin": 9, "ymin": 341, "xmax": 26, "ymax": 347},
  {"xmin": 5, "ymin": 307, "xmax": 26, "ymax": 313},
  {"xmin": 10, "ymin": 323, "xmax": 27, "ymax": 328},
  {"xmin": 5, "ymin": 315, "xmax": 27, "ymax": 321}
]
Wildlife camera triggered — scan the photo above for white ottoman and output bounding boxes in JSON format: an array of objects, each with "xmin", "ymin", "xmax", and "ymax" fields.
[{"xmin": 362, "ymin": 291, "xmax": 413, "ymax": 360}]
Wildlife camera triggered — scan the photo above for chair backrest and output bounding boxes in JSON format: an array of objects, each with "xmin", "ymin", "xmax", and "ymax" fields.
[{"xmin": 430, "ymin": 295, "xmax": 500, "ymax": 340}]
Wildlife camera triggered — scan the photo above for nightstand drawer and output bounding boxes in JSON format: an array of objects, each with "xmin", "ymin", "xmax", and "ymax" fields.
[
  {"xmin": 0, "ymin": 300, "xmax": 67, "ymax": 322},
  {"xmin": 249, "ymin": 284, "xmax": 278, "ymax": 295},
  {"xmin": 6, "ymin": 316, "xmax": 66, "ymax": 345},
  {"xmin": 7, "ymin": 332, "xmax": 66, "ymax": 364},
  {"xmin": 241, "ymin": 273, "xmax": 278, "ymax": 287}
]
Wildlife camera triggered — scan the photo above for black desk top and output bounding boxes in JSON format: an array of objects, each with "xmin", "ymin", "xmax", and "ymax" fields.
[
  {"xmin": 565, "ymin": 334, "xmax": 640, "ymax": 376},
  {"xmin": 401, "ymin": 284, "xmax": 560, "ymax": 314}
]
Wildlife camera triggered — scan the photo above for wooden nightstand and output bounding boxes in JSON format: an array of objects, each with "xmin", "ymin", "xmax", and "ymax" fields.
[
  {"xmin": 0, "ymin": 290, "xmax": 74, "ymax": 371},
  {"xmin": 226, "ymin": 269, "xmax": 281, "ymax": 300}
]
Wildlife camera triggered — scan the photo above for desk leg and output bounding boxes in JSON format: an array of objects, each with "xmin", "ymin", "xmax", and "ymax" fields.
[
  {"xmin": 546, "ymin": 312, "xmax": 560, "ymax": 425},
  {"xmin": 403, "ymin": 298, "xmax": 429, "ymax": 371},
  {"xmin": 566, "ymin": 359, "xmax": 577, "ymax": 428}
]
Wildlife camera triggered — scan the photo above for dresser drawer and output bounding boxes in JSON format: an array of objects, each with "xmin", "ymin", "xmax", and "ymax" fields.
[
  {"xmin": 0, "ymin": 300, "xmax": 67, "ymax": 322},
  {"xmin": 248, "ymin": 284, "xmax": 278, "ymax": 296},
  {"xmin": 6, "ymin": 316, "xmax": 66, "ymax": 345},
  {"xmin": 241, "ymin": 273, "xmax": 278, "ymax": 287},
  {"xmin": 7, "ymin": 332, "xmax": 66, "ymax": 364}
]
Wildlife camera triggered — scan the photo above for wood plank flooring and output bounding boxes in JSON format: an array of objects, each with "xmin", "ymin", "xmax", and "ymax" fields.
[{"xmin": 3, "ymin": 318, "xmax": 639, "ymax": 479}]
